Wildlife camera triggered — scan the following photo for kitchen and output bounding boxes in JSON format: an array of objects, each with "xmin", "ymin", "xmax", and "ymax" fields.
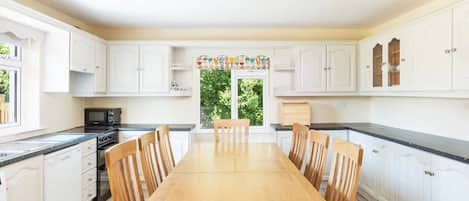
[{"xmin": 0, "ymin": 0, "xmax": 469, "ymax": 200}]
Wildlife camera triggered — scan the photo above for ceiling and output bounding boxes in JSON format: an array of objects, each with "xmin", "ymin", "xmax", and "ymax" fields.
[{"xmin": 37, "ymin": 0, "xmax": 432, "ymax": 28}]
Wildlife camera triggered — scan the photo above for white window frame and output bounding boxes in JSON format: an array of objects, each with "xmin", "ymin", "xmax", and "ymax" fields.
[
  {"xmin": 198, "ymin": 69, "xmax": 269, "ymax": 133},
  {"xmin": 0, "ymin": 43, "xmax": 21, "ymax": 129}
]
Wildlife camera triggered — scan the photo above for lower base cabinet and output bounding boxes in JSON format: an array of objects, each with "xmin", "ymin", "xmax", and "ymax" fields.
[{"xmin": 0, "ymin": 156, "xmax": 44, "ymax": 201}]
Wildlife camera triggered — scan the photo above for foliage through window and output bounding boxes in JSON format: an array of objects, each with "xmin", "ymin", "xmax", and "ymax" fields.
[
  {"xmin": 200, "ymin": 69, "xmax": 265, "ymax": 129},
  {"xmin": 0, "ymin": 42, "xmax": 20, "ymax": 126}
]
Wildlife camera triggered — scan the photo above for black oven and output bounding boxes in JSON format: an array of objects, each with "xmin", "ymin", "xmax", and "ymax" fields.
[
  {"xmin": 85, "ymin": 108, "xmax": 121, "ymax": 126},
  {"xmin": 95, "ymin": 131, "xmax": 119, "ymax": 201}
]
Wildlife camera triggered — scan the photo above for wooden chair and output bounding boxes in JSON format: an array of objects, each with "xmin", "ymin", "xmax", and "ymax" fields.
[
  {"xmin": 288, "ymin": 123, "xmax": 309, "ymax": 169},
  {"xmin": 304, "ymin": 130, "xmax": 330, "ymax": 190},
  {"xmin": 213, "ymin": 119, "xmax": 250, "ymax": 143},
  {"xmin": 325, "ymin": 138, "xmax": 364, "ymax": 201},
  {"xmin": 157, "ymin": 125, "xmax": 176, "ymax": 177},
  {"xmin": 137, "ymin": 131, "xmax": 163, "ymax": 195},
  {"xmin": 105, "ymin": 140, "xmax": 144, "ymax": 201}
]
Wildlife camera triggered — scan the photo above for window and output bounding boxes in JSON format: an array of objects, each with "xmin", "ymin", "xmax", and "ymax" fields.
[
  {"xmin": 0, "ymin": 42, "xmax": 21, "ymax": 126},
  {"xmin": 200, "ymin": 69, "xmax": 266, "ymax": 129}
]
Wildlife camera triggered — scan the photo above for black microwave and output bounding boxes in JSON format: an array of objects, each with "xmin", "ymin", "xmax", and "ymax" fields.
[{"xmin": 85, "ymin": 108, "xmax": 121, "ymax": 126}]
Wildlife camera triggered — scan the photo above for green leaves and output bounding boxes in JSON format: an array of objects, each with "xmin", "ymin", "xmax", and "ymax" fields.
[
  {"xmin": 0, "ymin": 44, "xmax": 10, "ymax": 55},
  {"xmin": 237, "ymin": 79, "xmax": 263, "ymax": 126}
]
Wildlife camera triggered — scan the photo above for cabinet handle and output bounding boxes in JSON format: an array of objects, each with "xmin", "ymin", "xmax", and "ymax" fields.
[
  {"xmin": 366, "ymin": 65, "xmax": 370, "ymax": 69},
  {"xmin": 88, "ymin": 178, "xmax": 93, "ymax": 182},
  {"xmin": 96, "ymin": 66, "xmax": 100, "ymax": 69},
  {"xmin": 424, "ymin": 170, "xmax": 435, "ymax": 176},
  {"xmin": 445, "ymin": 49, "xmax": 451, "ymax": 54},
  {"xmin": 328, "ymin": 67, "xmax": 332, "ymax": 70},
  {"xmin": 324, "ymin": 68, "xmax": 328, "ymax": 71},
  {"xmin": 61, "ymin": 155, "xmax": 71, "ymax": 161},
  {"xmin": 401, "ymin": 58, "xmax": 406, "ymax": 62},
  {"xmin": 452, "ymin": 48, "xmax": 457, "ymax": 52},
  {"xmin": 372, "ymin": 149, "xmax": 379, "ymax": 154},
  {"xmin": 382, "ymin": 62, "xmax": 387, "ymax": 65}
]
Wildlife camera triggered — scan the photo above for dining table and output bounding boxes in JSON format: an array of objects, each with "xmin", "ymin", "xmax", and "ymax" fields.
[{"xmin": 148, "ymin": 142, "xmax": 326, "ymax": 201}]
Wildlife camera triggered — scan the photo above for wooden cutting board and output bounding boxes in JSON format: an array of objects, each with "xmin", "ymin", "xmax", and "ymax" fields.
[{"xmin": 280, "ymin": 102, "xmax": 311, "ymax": 126}]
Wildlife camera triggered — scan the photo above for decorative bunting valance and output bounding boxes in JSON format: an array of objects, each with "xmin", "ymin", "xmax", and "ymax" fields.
[{"xmin": 195, "ymin": 55, "xmax": 270, "ymax": 70}]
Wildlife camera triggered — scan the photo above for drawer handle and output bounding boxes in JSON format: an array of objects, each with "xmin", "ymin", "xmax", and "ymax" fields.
[
  {"xmin": 372, "ymin": 149, "xmax": 379, "ymax": 154},
  {"xmin": 88, "ymin": 193, "xmax": 93, "ymax": 197},
  {"xmin": 88, "ymin": 162, "xmax": 92, "ymax": 166},
  {"xmin": 88, "ymin": 178, "xmax": 93, "ymax": 182}
]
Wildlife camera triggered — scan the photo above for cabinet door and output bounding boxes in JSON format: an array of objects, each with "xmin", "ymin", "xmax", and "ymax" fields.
[
  {"xmin": 326, "ymin": 45, "xmax": 356, "ymax": 92},
  {"xmin": 2, "ymin": 156, "xmax": 44, "ymax": 201},
  {"xmin": 392, "ymin": 25, "xmax": 416, "ymax": 91},
  {"xmin": 431, "ymin": 155, "xmax": 469, "ymax": 201},
  {"xmin": 411, "ymin": 8, "xmax": 453, "ymax": 91},
  {"xmin": 453, "ymin": 2, "xmax": 469, "ymax": 90},
  {"xmin": 295, "ymin": 46, "xmax": 327, "ymax": 92},
  {"xmin": 109, "ymin": 45, "xmax": 140, "ymax": 93},
  {"xmin": 70, "ymin": 33, "xmax": 95, "ymax": 73},
  {"xmin": 276, "ymin": 131, "xmax": 292, "ymax": 156},
  {"xmin": 394, "ymin": 146, "xmax": 432, "ymax": 201},
  {"xmin": 94, "ymin": 42, "xmax": 107, "ymax": 92},
  {"xmin": 170, "ymin": 131, "xmax": 191, "ymax": 164},
  {"xmin": 358, "ymin": 39, "xmax": 374, "ymax": 92},
  {"xmin": 139, "ymin": 45, "xmax": 170, "ymax": 93}
]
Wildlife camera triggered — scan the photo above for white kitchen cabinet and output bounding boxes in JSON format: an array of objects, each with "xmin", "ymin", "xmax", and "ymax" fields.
[
  {"xmin": 326, "ymin": 45, "xmax": 356, "ymax": 92},
  {"xmin": 411, "ymin": 8, "xmax": 453, "ymax": 91},
  {"xmin": 452, "ymin": 2, "xmax": 469, "ymax": 90},
  {"xmin": 321, "ymin": 130, "xmax": 348, "ymax": 177},
  {"xmin": 0, "ymin": 155, "xmax": 44, "ymax": 201},
  {"xmin": 430, "ymin": 155, "xmax": 469, "ymax": 201},
  {"xmin": 70, "ymin": 32, "xmax": 95, "ymax": 74},
  {"xmin": 276, "ymin": 131, "xmax": 292, "ymax": 156},
  {"xmin": 169, "ymin": 131, "xmax": 191, "ymax": 164},
  {"xmin": 94, "ymin": 42, "xmax": 107, "ymax": 92},
  {"xmin": 358, "ymin": 38, "xmax": 374, "ymax": 92},
  {"xmin": 44, "ymin": 145, "xmax": 82, "ymax": 201},
  {"xmin": 109, "ymin": 45, "xmax": 140, "ymax": 93},
  {"xmin": 118, "ymin": 131, "xmax": 148, "ymax": 142},
  {"xmin": 295, "ymin": 45, "xmax": 327, "ymax": 92},
  {"xmin": 139, "ymin": 45, "xmax": 170, "ymax": 93}
]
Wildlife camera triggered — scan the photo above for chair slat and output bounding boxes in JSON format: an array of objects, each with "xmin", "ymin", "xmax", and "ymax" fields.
[
  {"xmin": 213, "ymin": 119, "xmax": 250, "ymax": 143},
  {"xmin": 138, "ymin": 131, "xmax": 164, "ymax": 194},
  {"xmin": 157, "ymin": 125, "xmax": 176, "ymax": 177},
  {"xmin": 289, "ymin": 123, "xmax": 309, "ymax": 169},
  {"xmin": 304, "ymin": 130, "xmax": 330, "ymax": 190}
]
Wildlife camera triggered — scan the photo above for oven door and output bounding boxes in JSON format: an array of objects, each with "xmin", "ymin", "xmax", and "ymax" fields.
[{"xmin": 96, "ymin": 143, "xmax": 117, "ymax": 201}]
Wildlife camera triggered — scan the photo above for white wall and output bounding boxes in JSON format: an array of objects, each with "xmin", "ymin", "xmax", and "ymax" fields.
[{"xmin": 369, "ymin": 97, "xmax": 469, "ymax": 141}]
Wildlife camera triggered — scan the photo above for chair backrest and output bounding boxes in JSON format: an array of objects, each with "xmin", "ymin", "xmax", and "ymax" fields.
[
  {"xmin": 157, "ymin": 125, "xmax": 176, "ymax": 177},
  {"xmin": 288, "ymin": 123, "xmax": 309, "ymax": 169},
  {"xmin": 105, "ymin": 140, "xmax": 144, "ymax": 201},
  {"xmin": 213, "ymin": 119, "xmax": 250, "ymax": 143},
  {"xmin": 325, "ymin": 138, "xmax": 364, "ymax": 201},
  {"xmin": 304, "ymin": 130, "xmax": 330, "ymax": 190},
  {"xmin": 137, "ymin": 131, "xmax": 163, "ymax": 194}
]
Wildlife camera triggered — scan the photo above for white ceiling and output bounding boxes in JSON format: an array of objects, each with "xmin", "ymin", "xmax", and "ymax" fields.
[{"xmin": 37, "ymin": 0, "xmax": 432, "ymax": 28}]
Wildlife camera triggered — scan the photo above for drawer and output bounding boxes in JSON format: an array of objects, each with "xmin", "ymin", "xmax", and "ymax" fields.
[
  {"xmin": 82, "ymin": 153, "xmax": 97, "ymax": 172},
  {"xmin": 81, "ymin": 139, "xmax": 97, "ymax": 157},
  {"xmin": 81, "ymin": 182, "xmax": 97, "ymax": 201},
  {"xmin": 82, "ymin": 169, "xmax": 97, "ymax": 188}
]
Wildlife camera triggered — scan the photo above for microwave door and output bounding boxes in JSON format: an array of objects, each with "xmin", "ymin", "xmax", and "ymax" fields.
[{"xmin": 88, "ymin": 111, "xmax": 106, "ymax": 125}]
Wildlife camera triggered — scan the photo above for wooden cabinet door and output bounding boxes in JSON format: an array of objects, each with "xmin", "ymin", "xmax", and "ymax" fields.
[
  {"xmin": 394, "ymin": 146, "xmax": 432, "ymax": 201},
  {"xmin": 430, "ymin": 155, "xmax": 469, "ymax": 201},
  {"xmin": 3, "ymin": 156, "xmax": 44, "ymax": 201},
  {"xmin": 276, "ymin": 131, "xmax": 292, "ymax": 156},
  {"xmin": 411, "ymin": 8, "xmax": 453, "ymax": 91},
  {"xmin": 94, "ymin": 42, "xmax": 107, "ymax": 92},
  {"xmin": 453, "ymin": 2, "xmax": 469, "ymax": 90},
  {"xmin": 359, "ymin": 39, "xmax": 374, "ymax": 92},
  {"xmin": 139, "ymin": 45, "xmax": 170, "ymax": 93},
  {"xmin": 295, "ymin": 46, "xmax": 327, "ymax": 92},
  {"xmin": 70, "ymin": 33, "xmax": 95, "ymax": 73},
  {"xmin": 326, "ymin": 45, "xmax": 356, "ymax": 92},
  {"xmin": 108, "ymin": 45, "xmax": 140, "ymax": 93}
]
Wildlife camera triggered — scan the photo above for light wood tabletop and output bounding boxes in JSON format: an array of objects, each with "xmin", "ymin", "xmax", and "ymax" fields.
[{"xmin": 148, "ymin": 143, "xmax": 326, "ymax": 201}]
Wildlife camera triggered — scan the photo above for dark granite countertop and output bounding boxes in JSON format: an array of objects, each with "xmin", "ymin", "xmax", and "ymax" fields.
[
  {"xmin": 272, "ymin": 123, "xmax": 469, "ymax": 164},
  {"xmin": 0, "ymin": 123, "xmax": 196, "ymax": 168}
]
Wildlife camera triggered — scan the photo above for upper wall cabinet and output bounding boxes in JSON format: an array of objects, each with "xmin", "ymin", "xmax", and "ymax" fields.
[
  {"xmin": 94, "ymin": 42, "xmax": 107, "ymax": 93},
  {"xmin": 294, "ymin": 44, "xmax": 356, "ymax": 93},
  {"xmin": 453, "ymin": 2, "xmax": 469, "ymax": 90},
  {"xmin": 326, "ymin": 45, "xmax": 356, "ymax": 92},
  {"xmin": 411, "ymin": 8, "xmax": 453, "ymax": 91},
  {"xmin": 70, "ymin": 32, "xmax": 96, "ymax": 74},
  {"xmin": 295, "ymin": 45, "xmax": 327, "ymax": 92},
  {"xmin": 108, "ymin": 44, "xmax": 170, "ymax": 93}
]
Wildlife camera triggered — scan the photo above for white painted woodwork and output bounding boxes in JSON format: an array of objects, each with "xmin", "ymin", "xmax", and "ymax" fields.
[
  {"xmin": 44, "ymin": 145, "xmax": 81, "ymax": 201},
  {"xmin": 431, "ymin": 154, "xmax": 469, "ymax": 201},
  {"xmin": 391, "ymin": 24, "xmax": 416, "ymax": 91},
  {"xmin": 0, "ymin": 155, "xmax": 44, "ymax": 201},
  {"xmin": 139, "ymin": 45, "xmax": 170, "ymax": 93},
  {"xmin": 295, "ymin": 45, "xmax": 327, "ymax": 92},
  {"xmin": 358, "ymin": 38, "xmax": 374, "ymax": 92},
  {"xmin": 109, "ymin": 45, "xmax": 140, "ymax": 93},
  {"xmin": 410, "ymin": 8, "xmax": 453, "ymax": 91},
  {"xmin": 322, "ymin": 130, "xmax": 348, "ymax": 177},
  {"xmin": 70, "ymin": 32, "xmax": 95, "ymax": 74},
  {"xmin": 94, "ymin": 41, "xmax": 107, "ymax": 92},
  {"xmin": 326, "ymin": 45, "xmax": 356, "ymax": 92},
  {"xmin": 452, "ymin": 2, "xmax": 469, "ymax": 90},
  {"xmin": 169, "ymin": 131, "xmax": 191, "ymax": 165},
  {"xmin": 276, "ymin": 131, "xmax": 292, "ymax": 156},
  {"xmin": 41, "ymin": 28, "xmax": 70, "ymax": 92}
]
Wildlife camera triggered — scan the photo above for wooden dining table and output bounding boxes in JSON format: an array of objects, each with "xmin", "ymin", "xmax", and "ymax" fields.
[{"xmin": 148, "ymin": 143, "xmax": 326, "ymax": 201}]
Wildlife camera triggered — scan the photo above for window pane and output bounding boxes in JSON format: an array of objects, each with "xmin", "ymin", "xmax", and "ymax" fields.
[
  {"xmin": 237, "ymin": 79, "xmax": 263, "ymax": 126},
  {"xmin": 200, "ymin": 70, "xmax": 231, "ymax": 129},
  {"xmin": 0, "ymin": 68, "xmax": 17, "ymax": 125}
]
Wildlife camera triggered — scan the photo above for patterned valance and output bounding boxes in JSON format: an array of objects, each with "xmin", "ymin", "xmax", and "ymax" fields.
[{"xmin": 195, "ymin": 55, "xmax": 270, "ymax": 70}]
